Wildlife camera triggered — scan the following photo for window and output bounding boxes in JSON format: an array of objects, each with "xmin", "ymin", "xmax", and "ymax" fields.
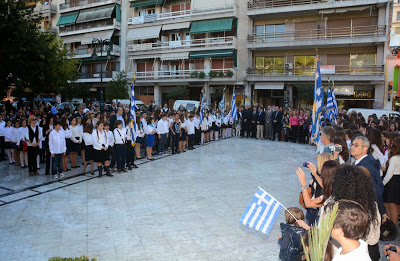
[
  {"xmin": 139, "ymin": 9, "xmax": 155, "ymax": 17},
  {"xmin": 395, "ymin": 27, "xmax": 400, "ymax": 34},
  {"xmin": 254, "ymin": 57, "xmax": 284, "ymax": 75},
  {"xmin": 350, "ymin": 54, "xmax": 375, "ymax": 67},
  {"xmin": 294, "ymin": 56, "xmax": 316, "ymax": 75},
  {"xmin": 170, "ymin": 32, "xmax": 180, "ymax": 41},
  {"xmin": 397, "ymin": 11, "xmax": 400, "ymax": 21},
  {"xmin": 255, "ymin": 24, "xmax": 285, "ymax": 42}
]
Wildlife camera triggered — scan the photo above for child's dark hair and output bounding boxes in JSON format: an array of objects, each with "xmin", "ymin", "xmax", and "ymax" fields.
[{"xmin": 285, "ymin": 207, "xmax": 304, "ymax": 224}]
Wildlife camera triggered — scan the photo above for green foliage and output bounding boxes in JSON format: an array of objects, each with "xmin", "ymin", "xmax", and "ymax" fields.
[
  {"xmin": 209, "ymin": 70, "xmax": 218, "ymax": 78},
  {"xmin": 48, "ymin": 256, "xmax": 97, "ymax": 261},
  {"xmin": 226, "ymin": 70, "xmax": 234, "ymax": 77},
  {"xmin": 297, "ymin": 84, "xmax": 315, "ymax": 103},
  {"xmin": 198, "ymin": 72, "xmax": 206, "ymax": 79},
  {"xmin": 167, "ymin": 86, "xmax": 189, "ymax": 100},
  {"xmin": 62, "ymin": 83, "xmax": 90, "ymax": 100},
  {"xmin": 218, "ymin": 71, "xmax": 224, "ymax": 77},
  {"xmin": 106, "ymin": 71, "xmax": 129, "ymax": 102},
  {"xmin": 0, "ymin": 0, "xmax": 78, "ymax": 99},
  {"xmin": 190, "ymin": 71, "xmax": 199, "ymax": 78},
  {"xmin": 301, "ymin": 203, "xmax": 338, "ymax": 261}
]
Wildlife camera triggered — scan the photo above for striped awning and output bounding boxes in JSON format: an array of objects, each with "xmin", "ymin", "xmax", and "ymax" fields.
[
  {"xmin": 163, "ymin": 22, "xmax": 191, "ymax": 31},
  {"xmin": 127, "ymin": 25, "xmax": 162, "ymax": 40},
  {"xmin": 189, "ymin": 49, "xmax": 234, "ymax": 59},
  {"xmin": 190, "ymin": 18, "xmax": 233, "ymax": 34},
  {"xmin": 81, "ymin": 30, "xmax": 114, "ymax": 45},
  {"xmin": 56, "ymin": 12, "xmax": 79, "ymax": 26},
  {"xmin": 130, "ymin": 0, "xmax": 163, "ymax": 8},
  {"xmin": 61, "ymin": 35, "xmax": 82, "ymax": 44},
  {"xmin": 76, "ymin": 5, "xmax": 115, "ymax": 24},
  {"xmin": 160, "ymin": 52, "xmax": 189, "ymax": 61}
]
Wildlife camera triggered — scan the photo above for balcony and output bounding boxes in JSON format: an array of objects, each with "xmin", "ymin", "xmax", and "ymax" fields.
[
  {"xmin": 59, "ymin": 0, "xmax": 119, "ymax": 13},
  {"xmin": 34, "ymin": 4, "xmax": 57, "ymax": 15},
  {"xmin": 246, "ymin": 65, "xmax": 385, "ymax": 82},
  {"xmin": 128, "ymin": 5, "xmax": 236, "ymax": 26},
  {"xmin": 67, "ymin": 45, "xmax": 121, "ymax": 58},
  {"xmin": 77, "ymin": 71, "xmax": 118, "ymax": 83},
  {"xmin": 128, "ymin": 36, "xmax": 236, "ymax": 55},
  {"xmin": 247, "ymin": 25, "xmax": 386, "ymax": 49},
  {"xmin": 247, "ymin": 0, "xmax": 389, "ymax": 17},
  {"xmin": 133, "ymin": 68, "xmax": 237, "ymax": 83},
  {"xmin": 59, "ymin": 19, "xmax": 120, "ymax": 36}
]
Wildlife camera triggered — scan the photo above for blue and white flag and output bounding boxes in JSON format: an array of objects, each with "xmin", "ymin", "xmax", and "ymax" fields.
[
  {"xmin": 199, "ymin": 97, "xmax": 205, "ymax": 125},
  {"xmin": 326, "ymin": 87, "xmax": 336, "ymax": 125},
  {"xmin": 331, "ymin": 86, "xmax": 338, "ymax": 118},
  {"xmin": 219, "ymin": 93, "xmax": 225, "ymax": 118},
  {"xmin": 311, "ymin": 59, "xmax": 324, "ymax": 146},
  {"xmin": 240, "ymin": 188, "xmax": 283, "ymax": 235},
  {"xmin": 130, "ymin": 74, "xmax": 137, "ymax": 147},
  {"xmin": 230, "ymin": 89, "xmax": 237, "ymax": 120}
]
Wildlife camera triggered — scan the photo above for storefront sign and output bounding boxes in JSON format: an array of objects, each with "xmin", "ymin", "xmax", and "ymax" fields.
[
  {"xmin": 320, "ymin": 65, "xmax": 335, "ymax": 74},
  {"xmin": 354, "ymin": 90, "xmax": 373, "ymax": 99}
]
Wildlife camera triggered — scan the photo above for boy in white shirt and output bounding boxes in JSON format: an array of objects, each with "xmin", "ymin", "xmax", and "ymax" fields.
[
  {"xmin": 48, "ymin": 121, "xmax": 66, "ymax": 179},
  {"xmin": 186, "ymin": 115, "xmax": 195, "ymax": 150},
  {"xmin": 331, "ymin": 200, "xmax": 372, "ymax": 261},
  {"xmin": 156, "ymin": 114, "xmax": 169, "ymax": 155},
  {"xmin": 194, "ymin": 113, "xmax": 201, "ymax": 145}
]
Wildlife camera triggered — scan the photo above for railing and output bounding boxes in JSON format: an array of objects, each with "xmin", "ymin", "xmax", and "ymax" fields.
[
  {"xmin": 59, "ymin": 19, "xmax": 118, "ymax": 34},
  {"xmin": 128, "ymin": 36, "xmax": 234, "ymax": 52},
  {"xmin": 246, "ymin": 65, "xmax": 384, "ymax": 77},
  {"xmin": 136, "ymin": 68, "xmax": 235, "ymax": 80},
  {"xmin": 247, "ymin": 0, "xmax": 351, "ymax": 10},
  {"xmin": 128, "ymin": 5, "xmax": 234, "ymax": 25},
  {"xmin": 60, "ymin": 0, "xmax": 113, "ymax": 10},
  {"xmin": 34, "ymin": 4, "xmax": 57, "ymax": 15},
  {"xmin": 68, "ymin": 45, "xmax": 120, "ymax": 55},
  {"xmin": 79, "ymin": 71, "xmax": 113, "ymax": 79},
  {"xmin": 248, "ymin": 25, "xmax": 386, "ymax": 43}
]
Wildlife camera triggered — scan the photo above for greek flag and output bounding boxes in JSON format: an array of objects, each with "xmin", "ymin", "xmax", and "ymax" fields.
[
  {"xmin": 231, "ymin": 89, "xmax": 237, "ymax": 120},
  {"xmin": 199, "ymin": 97, "xmax": 205, "ymax": 125},
  {"xmin": 311, "ymin": 59, "xmax": 324, "ymax": 146},
  {"xmin": 326, "ymin": 87, "xmax": 336, "ymax": 125},
  {"xmin": 219, "ymin": 93, "xmax": 225, "ymax": 118},
  {"xmin": 240, "ymin": 188, "xmax": 283, "ymax": 235},
  {"xmin": 130, "ymin": 74, "xmax": 137, "ymax": 147},
  {"xmin": 331, "ymin": 86, "xmax": 338, "ymax": 118}
]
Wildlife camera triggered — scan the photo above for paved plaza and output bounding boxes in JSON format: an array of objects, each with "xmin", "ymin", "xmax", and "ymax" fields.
[{"xmin": 0, "ymin": 138, "xmax": 397, "ymax": 261}]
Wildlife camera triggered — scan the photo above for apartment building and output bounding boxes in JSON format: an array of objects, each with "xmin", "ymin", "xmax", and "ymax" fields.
[
  {"xmin": 387, "ymin": 0, "xmax": 400, "ymax": 110},
  {"xmin": 56, "ymin": 0, "xmax": 123, "ymax": 99},
  {"xmin": 125, "ymin": 0, "xmax": 248, "ymax": 107},
  {"xmin": 246, "ymin": 0, "xmax": 390, "ymax": 109},
  {"xmin": 25, "ymin": 0, "xmax": 59, "ymax": 34}
]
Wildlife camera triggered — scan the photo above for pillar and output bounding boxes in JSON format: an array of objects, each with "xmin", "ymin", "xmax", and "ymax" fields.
[
  {"xmin": 154, "ymin": 83, "xmax": 161, "ymax": 107},
  {"xmin": 204, "ymin": 57, "xmax": 211, "ymax": 75},
  {"xmin": 204, "ymin": 82, "xmax": 211, "ymax": 106},
  {"xmin": 244, "ymin": 82, "xmax": 252, "ymax": 106},
  {"xmin": 374, "ymin": 84, "xmax": 385, "ymax": 109},
  {"xmin": 286, "ymin": 85, "xmax": 293, "ymax": 109}
]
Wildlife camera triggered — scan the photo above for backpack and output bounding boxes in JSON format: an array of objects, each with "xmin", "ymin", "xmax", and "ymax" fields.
[{"xmin": 279, "ymin": 223, "xmax": 306, "ymax": 261}]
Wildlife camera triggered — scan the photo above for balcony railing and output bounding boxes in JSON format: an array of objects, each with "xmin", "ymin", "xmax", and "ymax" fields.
[
  {"xmin": 128, "ymin": 5, "xmax": 234, "ymax": 25},
  {"xmin": 128, "ymin": 36, "xmax": 235, "ymax": 53},
  {"xmin": 68, "ymin": 45, "xmax": 120, "ymax": 56},
  {"xmin": 247, "ymin": 65, "xmax": 384, "ymax": 77},
  {"xmin": 248, "ymin": 0, "xmax": 351, "ymax": 10},
  {"xmin": 136, "ymin": 68, "xmax": 235, "ymax": 80},
  {"xmin": 79, "ymin": 71, "xmax": 113, "ymax": 79},
  {"xmin": 60, "ymin": 0, "xmax": 111, "ymax": 9},
  {"xmin": 59, "ymin": 19, "xmax": 118, "ymax": 34},
  {"xmin": 248, "ymin": 25, "xmax": 386, "ymax": 43}
]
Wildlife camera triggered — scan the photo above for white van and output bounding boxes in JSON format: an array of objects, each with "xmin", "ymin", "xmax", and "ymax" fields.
[
  {"xmin": 173, "ymin": 100, "xmax": 208, "ymax": 111},
  {"xmin": 347, "ymin": 108, "xmax": 400, "ymax": 122},
  {"xmin": 113, "ymin": 99, "xmax": 148, "ymax": 111}
]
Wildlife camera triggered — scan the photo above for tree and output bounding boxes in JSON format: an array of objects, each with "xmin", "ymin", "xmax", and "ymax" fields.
[
  {"xmin": 106, "ymin": 71, "xmax": 129, "ymax": 102},
  {"xmin": 62, "ymin": 83, "xmax": 90, "ymax": 101},
  {"xmin": 0, "ymin": 0, "xmax": 79, "ymax": 99},
  {"xmin": 167, "ymin": 86, "xmax": 189, "ymax": 100}
]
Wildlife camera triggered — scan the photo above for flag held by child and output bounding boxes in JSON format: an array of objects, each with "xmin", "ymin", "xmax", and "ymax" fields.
[
  {"xmin": 130, "ymin": 73, "xmax": 137, "ymax": 147},
  {"xmin": 240, "ymin": 188, "xmax": 283, "ymax": 235}
]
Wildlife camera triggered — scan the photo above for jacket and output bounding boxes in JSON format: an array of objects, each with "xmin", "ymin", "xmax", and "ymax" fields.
[{"xmin": 279, "ymin": 223, "xmax": 306, "ymax": 261}]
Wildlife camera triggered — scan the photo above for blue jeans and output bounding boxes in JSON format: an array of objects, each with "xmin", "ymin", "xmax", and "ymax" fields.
[
  {"xmin": 52, "ymin": 153, "xmax": 63, "ymax": 175},
  {"xmin": 158, "ymin": 133, "xmax": 167, "ymax": 153},
  {"xmin": 115, "ymin": 144, "xmax": 126, "ymax": 170}
]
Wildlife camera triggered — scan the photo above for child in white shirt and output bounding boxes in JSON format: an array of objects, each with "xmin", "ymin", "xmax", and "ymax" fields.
[{"xmin": 186, "ymin": 115, "xmax": 195, "ymax": 150}]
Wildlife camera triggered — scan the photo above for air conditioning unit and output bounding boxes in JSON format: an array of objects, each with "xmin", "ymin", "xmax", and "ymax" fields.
[{"xmin": 284, "ymin": 63, "xmax": 293, "ymax": 69}]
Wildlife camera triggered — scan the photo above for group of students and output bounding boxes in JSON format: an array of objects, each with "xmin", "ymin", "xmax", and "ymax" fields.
[{"xmin": 277, "ymin": 110, "xmax": 400, "ymax": 261}]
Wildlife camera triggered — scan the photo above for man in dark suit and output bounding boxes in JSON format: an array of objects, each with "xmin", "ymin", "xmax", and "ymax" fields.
[
  {"xmin": 250, "ymin": 106, "xmax": 257, "ymax": 138},
  {"xmin": 241, "ymin": 105, "xmax": 251, "ymax": 138},
  {"xmin": 109, "ymin": 107, "xmax": 125, "ymax": 131},
  {"xmin": 256, "ymin": 106, "xmax": 266, "ymax": 139},
  {"xmin": 272, "ymin": 106, "xmax": 283, "ymax": 141},
  {"xmin": 265, "ymin": 106, "xmax": 273, "ymax": 140}
]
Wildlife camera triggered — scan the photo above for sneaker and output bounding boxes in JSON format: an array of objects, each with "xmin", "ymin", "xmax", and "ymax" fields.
[
  {"xmin": 59, "ymin": 173, "xmax": 64, "ymax": 178},
  {"xmin": 122, "ymin": 169, "xmax": 128, "ymax": 173},
  {"xmin": 54, "ymin": 174, "xmax": 59, "ymax": 179}
]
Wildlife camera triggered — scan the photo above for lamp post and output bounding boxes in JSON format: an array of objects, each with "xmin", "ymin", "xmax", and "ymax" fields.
[{"xmin": 91, "ymin": 38, "xmax": 113, "ymax": 112}]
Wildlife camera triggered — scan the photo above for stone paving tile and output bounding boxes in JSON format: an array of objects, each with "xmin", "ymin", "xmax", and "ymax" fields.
[
  {"xmin": 0, "ymin": 190, "xmax": 39, "ymax": 202},
  {"xmin": 0, "ymin": 138, "xmax": 398, "ymax": 261}
]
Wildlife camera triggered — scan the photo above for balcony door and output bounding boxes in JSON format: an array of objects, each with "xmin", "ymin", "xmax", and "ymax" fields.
[{"xmin": 294, "ymin": 56, "xmax": 315, "ymax": 75}]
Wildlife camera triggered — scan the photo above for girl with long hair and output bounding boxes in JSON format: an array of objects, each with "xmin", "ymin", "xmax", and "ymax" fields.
[
  {"xmin": 135, "ymin": 115, "xmax": 144, "ymax": 159},
  {"xmin": 383, "ymin": 137, "xmax": 400, "ymax": 223},
  {"xmin": 82, "ymin": 124, "xmax": 94, "ymax": 175},
  {"xmin": 3, "ymin": 119, "xmax": 14, "ymax": 164},
  {"xmin": 69, "ymin": 117, "xmax": 82, "ymax": 168},
  {"xmin": 92, "ymin": 121, "xmax": 112, "ymax": 178},
  {"xmin": 333, "ymin": 137, "xmax": 349, "ymax": 164},
  {"xmin": 145, "ymin": 117, "xmax": 157, "ymax": 160},
  {"xmin": 179, "ymin": 114, "xmax": 187, "ymax": 153},
  {"xmin": 18, "ymin": 119, "xmax": 28, "ymax": 168}
]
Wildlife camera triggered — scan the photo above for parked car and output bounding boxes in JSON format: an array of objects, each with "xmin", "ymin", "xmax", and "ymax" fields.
[
  {"xmin": 112, "ymin": 99, "xmax": 149, "ymax": 111},
  {"xmin": 347, "ymin": 108, "xmax": 400, "ymax": 122},
  {"xmin": 173, "ymin": 100, "xmax": 208, "ymax": 111},
  {"xmin": 56, "ymin": 102, "xmax": 76, "ymax": 113}
]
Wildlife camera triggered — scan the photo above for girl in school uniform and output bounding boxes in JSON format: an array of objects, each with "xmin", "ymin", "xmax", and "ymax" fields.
[
  {"xmin": 145, "ymin": 117, "xmax": 157, "ymax": 160},
  {"xmin": 3, "ymin": 119, "xmax": 14, "ymax": 164},
  {"xmin": 208, "ymin": 110, "xmax": 215, "ymax": 141},
  {"xmin": 200, "ymin": 112, "xmax": 208, "ymax": 145},
  {"xmin": 104, "ymin": 122, "xmax": 116, "ymax": 171},
  {"xmin": 235, "ymin": 112, "xmax": 241, "ymax": 137},
  {"xmin": 170, "ymin": 113, "xmax": 181, "ymax": 154},
  {"xmin": 215, "ymin": 112, "xmax": 222, "ymax": 141},
  {"xmin": 25, "ymin": 115, "xmax": 40, "ymax": 176},
  {"xmin": 113, "ymin": 120, "xmax": 127, "ymax": 173},
  {"xmin": 135, "ymin": 116, "xmax": 144, "ymax": 159},
  {"xmin": 77, "ymin": 117, "xmax": 85, "ymax": 164},
  {"xmin": 223, "ymin": 113, "xmax": 229, "ymax": 139},
  {"xmin": 69, "ymin": 117, "xmax": 82, "ymax": 168},
  {"xmin": 92, "ymin": 121, "xmax": 112, "ymax": 178},
  {"xmin": 18, "ymin": 119, "xmax": 28, "ymax": 168},
  {"xmin": 12, "ymin": 121, "xmax": 21, "ymax": 166},
  {"xmin": 60, "ymin": 116, "xmax": 71, "ymax": 172},
  {"xmin": 179, "ymin": 114, "xmax": 187, "ymax": 153},
  {"xmin": 82, "ymin": 124, "xmax": 94, "ymax": 175},
  {"xmin": 42, "ymin": 116, "xmax": 54, "ymax": 175},
  {"xmin": 228, "ymin": 114, "xmax": 234, "ymax": 138}
]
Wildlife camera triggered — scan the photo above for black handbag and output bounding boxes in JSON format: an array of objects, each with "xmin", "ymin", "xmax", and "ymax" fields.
[{"xmin": 380, "ymin": 218, "xmax": 398, "ymax": 241}]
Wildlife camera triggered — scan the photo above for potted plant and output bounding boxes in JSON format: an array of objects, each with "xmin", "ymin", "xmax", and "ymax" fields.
[
  {"xmin": 190, "ymin": 71, "xmax": 199, "ymax": 78},
  {"xmin": 226, "ymin": 70, "xmax": 234, "ymax": 77},
  {"xmin": 209, "ymin": 70, "xmax": 218, "ymax": 78},
  {"xmin": 218, "ymin": 71, "xmax": 225, "ymax": 77},
  {"xmin": 199, "ymin": 72, "xmax": 206, "ymax": 79}
]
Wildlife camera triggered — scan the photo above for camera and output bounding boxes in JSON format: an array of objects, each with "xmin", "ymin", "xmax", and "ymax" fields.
[
  {"xmin": 303, "ymin": 162, "xmax": 309, "ymax": 168},
  {"xmin": 386, "ymin": 246, "xmax": 398, "ymax": 259},
  {"xmin": 329, "ymin": 145, "xmax": 342, "ymax": 153}
]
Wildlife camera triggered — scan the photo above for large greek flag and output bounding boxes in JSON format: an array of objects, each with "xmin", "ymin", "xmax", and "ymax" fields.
[
  {"xmin": 231, "ymin": 89, "xmax": 237, "ymax": 120},
  {"xmin": 199, "ymin": 97, "xmax": 205, "ymax": 125},
  {"xmin": 219, "ymin": 93, "xmax": 225, "ymax": 117},
  {"xmin": 332, "ymin": 86, "xmax": 338, "ymax": 118},
  {"xmin": 130, "ymin": 74, "xmax": 137, "ymax": 147},
  {"xmin": 326, "ymin": 87, "xmax": 336, "ymax": 125},
  {"xmin": 240, "ymin": 188, "xmax": 283, "ymax": 235},
  {"xmin": 311, "ymin": 59, "xmax": 324, "ymax": 145}
]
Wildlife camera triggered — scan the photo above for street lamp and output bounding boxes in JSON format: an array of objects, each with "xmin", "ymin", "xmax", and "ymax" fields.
[{"xmin": 91, "ymin": 38, "xmax": 113, "ymax": 112}]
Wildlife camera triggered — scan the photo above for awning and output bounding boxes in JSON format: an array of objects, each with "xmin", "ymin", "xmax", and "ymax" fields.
[
  {"xmin": 127, "ymin": 25, "xmax": 162, "ymax": 40},
  {"xmin": 160, "ymin": 52, "xmax": 189, "ymax": 61},
  {"xmin": 130, "ymin": 0, "xmax": 163, "ymax": 8},
  {"xmin": 61, "ymin": 35, "xmax": 82, "ymax": 44},
  {"xmin": 76, "ymin": 5, "xmax": 115, "ymax": 24},
  {"xmin": 81, "ymin": 30, "xmax": 114, "ymax": 45},
  {"xmin": 129, "ymin": 54, "xmax": 160, "ymax": 60},
  {"xmin": 56, "ymin": 12, "xmax": 79, "ymax": 26},
  {"xmin": 163, "ymin": 22, "xmax": 191, "ymax": 31},
  {"xmin": 189, "ymin": 49, "xmax": 234, "ymax": 59},
  {"xmin": 190, "ymin": 18, "xmax": 233, "ymax": 34},
  {"xmin": 254, "ymin": 82, "xmax": 284, "ymax": 90},
  {"xmin": 81, "ymin": 55, "xmax": 115, "ymax": 62}
]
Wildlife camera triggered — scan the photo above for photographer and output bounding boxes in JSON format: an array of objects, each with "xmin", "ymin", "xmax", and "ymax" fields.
[
  {"xmin": 332, "ymin": 137, "xmax": 349, "ymax": 164},
  {"xmin": 384, "ymin": 245, "xmax": 400, "ymax": 261}
]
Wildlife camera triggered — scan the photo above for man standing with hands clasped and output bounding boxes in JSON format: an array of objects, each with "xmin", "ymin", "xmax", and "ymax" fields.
[{"xmin": 48, "ymin": 121, "xmax": 66, "ymax": 179}]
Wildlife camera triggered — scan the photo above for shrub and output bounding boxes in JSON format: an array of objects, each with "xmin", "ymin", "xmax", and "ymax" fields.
[
  {"xmin": 48, "ymin": 256, "xmax": 98, "ymax": 261},
  {"xmin": 190, "ymin": 71, "xmax": 199, "ymax": 78},
  {"xmin": 226, "ymin": 70, "xmax": 234, "ymax": 77},
  {"xmin": 218, "ymin": 71, "xmax": 224, "ymax": 77},
  {"xmin": 198, "ymin": 72, "xmax": 206, "ymax": 79},
  {"xmin": 209, "ymin": 70, "xmax": 218, "ymax": 78}
]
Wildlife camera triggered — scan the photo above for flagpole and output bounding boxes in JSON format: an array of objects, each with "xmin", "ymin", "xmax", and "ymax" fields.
[{"xmin": 258, "ymin": 186, "xmax": 298, "ymax": 221}]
